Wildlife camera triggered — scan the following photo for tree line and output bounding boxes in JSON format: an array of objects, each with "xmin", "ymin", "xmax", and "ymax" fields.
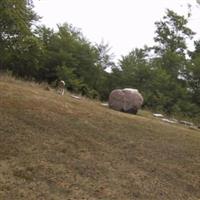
[{"xmin": 1, "ymin": 0, "xmax": 200, "ymax": 121}]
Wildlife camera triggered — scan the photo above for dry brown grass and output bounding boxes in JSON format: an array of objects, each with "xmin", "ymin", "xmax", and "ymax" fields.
[{"xmin": 0, "ymin": 75, "xmax": 200, "ymax": 200}]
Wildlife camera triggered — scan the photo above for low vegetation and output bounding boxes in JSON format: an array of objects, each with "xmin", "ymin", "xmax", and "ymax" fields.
[
  {"xmin": 1, "ymin": 1, "xmax": 200, "ymax": 199},
  {"xmin": 1, "ymin": 1, "xmax": 200, "ymax": 119},
  {"xmin": 0, "ymin": 76, "xmax": 200, "ymax": 200}
]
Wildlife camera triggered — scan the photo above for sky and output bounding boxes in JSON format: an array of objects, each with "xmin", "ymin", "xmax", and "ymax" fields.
[{"xmin": 33, "ymin": 0, "xmax": 200, "ymax": 61}]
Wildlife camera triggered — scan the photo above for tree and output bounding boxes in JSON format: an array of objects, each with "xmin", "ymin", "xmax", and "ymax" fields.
[
  {"xmin": 118, "ymin": 48, "xmax": 177, "ymax": 112},
  {"xmin": 10, "ymin": 35, "xmax": 43, "ymax": 78},
  {"xmin": 0, "ymin": 0, "xmax": 39, "ymax": 72},
  {"xmin": 95, "ymin": 40, "xmax": 116, "ymax": 71},
  {"xmin": 187, "ymin": 40, "xmax": 200, "ymax": 107},
  {"xmin": 153, "ymin": 9, "xmax": 195, "ymax": 79},
  {"xmin": 35, "ymin": 23, "xmax": 110, "ymax": 98},
  {"xmin": 150, "ymin": 9, "xmax": 196, "ymax": 114},
  {"xmin": 119, "ymin": 48, "xmax": 149, "ymax": 90}
]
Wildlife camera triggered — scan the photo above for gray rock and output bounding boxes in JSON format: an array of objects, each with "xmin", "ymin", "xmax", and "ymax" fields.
[{"xmin": 108, "ymin": 88, "xmax": 143, "ymax": 114}]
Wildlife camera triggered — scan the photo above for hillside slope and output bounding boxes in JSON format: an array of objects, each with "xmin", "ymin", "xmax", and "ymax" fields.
[{"xmin": 0, "ymin": 76, "xmax": 200, "ymax": 200}]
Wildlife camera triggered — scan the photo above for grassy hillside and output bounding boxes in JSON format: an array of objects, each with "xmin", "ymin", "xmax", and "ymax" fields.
[{"xmin": 0, "ymin": 75, "xmax": 200, "ymax": 200}]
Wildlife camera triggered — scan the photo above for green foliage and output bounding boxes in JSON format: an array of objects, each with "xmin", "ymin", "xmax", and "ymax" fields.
[
  {"xmin": 56, "ymin": 65, "xmax": 80, "ymax": 91},
  {"xmin": 115, "ymin": 9, "xmax": 199, "ymax": 118},
  {"xmin": 187, "ymin": 40, "xmax": 200, "ymax": 107},
  {"xmin": 0, "ymin": 0, "xmax": 38, "ymax": 69},
  {"xmin": 95, "ymin": 40, "xmax": 116, "ymax": 70},
  {"xmin": 1, "ymin": 2, "xmax": 200, "ymax": 119},
  {"xmin": 154, "ymin": 9, "xmax": 194, "ymax": 55},
  {"xmin": 9, "ymin": 35, "xmax": 43, "ymax": 78},
  {"xmin": 149, "ymin": 9, "xmax": 197, "ymax": 116}
]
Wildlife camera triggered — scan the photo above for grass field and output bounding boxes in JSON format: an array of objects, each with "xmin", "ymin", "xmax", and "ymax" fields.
[{"xmin": 0, "ymin": 75, "xmax": 200, "ymax": 200}]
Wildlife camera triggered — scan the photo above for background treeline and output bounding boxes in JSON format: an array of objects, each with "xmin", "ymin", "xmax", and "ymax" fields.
[{"xmin": 1, "ymin": 0, "xmax": 200, "ymax": 121}]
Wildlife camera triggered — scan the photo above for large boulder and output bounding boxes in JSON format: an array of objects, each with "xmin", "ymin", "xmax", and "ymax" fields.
[{"xmin": 108, "ymin": 88, "xmax": 143, "ymax": 114}]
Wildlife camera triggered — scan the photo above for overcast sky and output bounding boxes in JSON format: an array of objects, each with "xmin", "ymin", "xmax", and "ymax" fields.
[{"xmin": 33, "ymin": 0, "xmax": 200, "ymax": 61}]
